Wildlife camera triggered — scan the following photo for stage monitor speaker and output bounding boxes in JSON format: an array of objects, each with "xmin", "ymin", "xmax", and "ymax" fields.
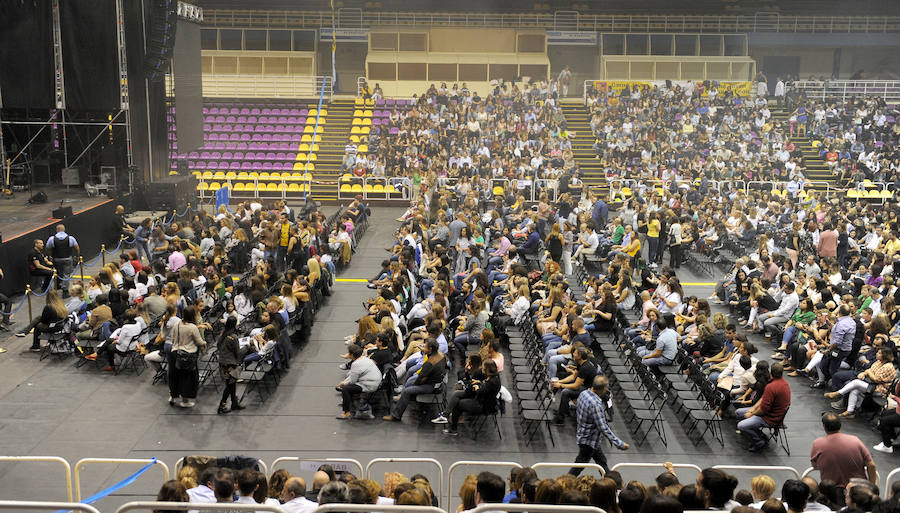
[
  {"xmin": 144, "ymin": 175, "xmax": 196, "ymax": 211},
  {"xmin": 27, "ymin": 191, "xmax": 48, "ymax": 204},
  {"xmin": 52, "ymin": 206, "xmax": 73, "ymax": 219}
]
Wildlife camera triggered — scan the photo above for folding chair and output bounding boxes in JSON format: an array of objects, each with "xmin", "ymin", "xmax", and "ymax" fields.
[{"xmin": 761, "ymin": 406, "xmax": 791, "ymax": 455}]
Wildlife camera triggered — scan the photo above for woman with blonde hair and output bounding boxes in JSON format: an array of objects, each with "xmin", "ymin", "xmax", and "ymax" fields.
[
  {"xmin": 307, "ymin": 257, "xmax": 321, "ymax": 285},
  {"xmin": 347, "ymin": 315, "xmax": 379, "ymax": 345},
  {"xmin": 458, "ymin": 474, "xmax": 478, "ymax": 512},
  {"xmin": 750, "ymin": 475, "xmax": 775, "ymax": 505},
  {"xmin": 19, "ymin": 289, "xmax": 69, "ymax": 351},
  {"xmin": 383, "ymin": 472, "xmax": 409, "ymax": 500}
]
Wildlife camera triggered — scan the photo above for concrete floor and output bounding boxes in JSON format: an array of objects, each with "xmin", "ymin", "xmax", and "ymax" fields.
[{"xmin": 0, "ymin": 206, "xmax": 895, "ymax": 511}]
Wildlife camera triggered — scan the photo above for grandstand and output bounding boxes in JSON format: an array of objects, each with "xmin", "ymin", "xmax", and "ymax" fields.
[{"xmin": 3, "ymin": 1, "xmax": 900, "ymax": 512}]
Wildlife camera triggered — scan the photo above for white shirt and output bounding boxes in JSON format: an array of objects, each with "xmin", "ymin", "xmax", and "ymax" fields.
[
  {"xmin": 187, "ymin": 485, "xmax": 216, "ymax": 513},
  {"xmin": 281, "ymin": 496, "xmax": 318, "ymax": 513}
]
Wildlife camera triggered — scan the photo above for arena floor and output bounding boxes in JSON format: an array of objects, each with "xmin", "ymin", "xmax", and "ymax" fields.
[{"xmin": 0, "ymin": 206, "xmax": 893, "ymax": 510}]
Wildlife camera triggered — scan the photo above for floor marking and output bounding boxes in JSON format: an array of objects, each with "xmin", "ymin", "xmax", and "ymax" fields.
[
  {"xmin": 335, "ymin": 278, "xmax": 369, "ymax": 283},
  {"xmin": 681, "ymin": 282, "xmax": 716, "ymax": 286}
]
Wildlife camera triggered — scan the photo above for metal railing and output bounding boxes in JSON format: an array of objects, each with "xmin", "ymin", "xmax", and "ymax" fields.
[
  {"xmin": 446, "ymin": 461, "xmax": 521, "ymax": 508},
  {"xmin": 269, "ymin": 457, "xmax": 365, "ymax": 478},
  {"xmin": 794, "ymin": 80, "xmax": 900, "ymax": 102},
  {"xmin": 0, "ymin": 501, "xmax": 101, "ymax": 513},
  {"xmin": 116, "ymin": 503, "xmax": 286, "ymax": 513},
  {"xmin": 0, "ymin": 456, "xmax": 74, "ymax": 502},
  {"xmin": 365, "ymin": 458, "xmax": 444, "ymax": 503},
  {"xmin": 337, "ymin": 176, "xmax": 411, "ymax": 201},
  {"xmin": 74, "ymin": 458, "xmax": 170, "ymax": 502},
  {"xmin": 203, "ymin": 10, "xmax": 900, "ymax": 33},
  {"xmin": 202, "ymin": 75, "xmax": 333, "ymax": 100}
]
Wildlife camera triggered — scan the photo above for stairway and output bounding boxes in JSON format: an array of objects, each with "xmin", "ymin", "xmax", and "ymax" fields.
[
  {"xmin": 310, "ymin": 99, "xmax": 355, "ymax": 201},
  {"xmin": 561, "ymin": 98, "xmax": 609, "ymax": 195},
  {"xmin": 770, "ymin": 108, "xmax": 836, "ymax": 193}
]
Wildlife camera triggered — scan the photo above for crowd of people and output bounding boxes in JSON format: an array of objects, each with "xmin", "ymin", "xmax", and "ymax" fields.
[
  {"xmin": 20, "ymin": 198, "xmax": 368, "ymax": 412},
  {"xmin": 149, "ymin": 455, "xmax": 900, "ymax": 513}
]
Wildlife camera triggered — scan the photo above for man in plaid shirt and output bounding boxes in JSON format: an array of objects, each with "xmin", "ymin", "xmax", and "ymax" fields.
[{"xmin": 569, "ymin": 376, "xmax": 629, "ymax": 475}]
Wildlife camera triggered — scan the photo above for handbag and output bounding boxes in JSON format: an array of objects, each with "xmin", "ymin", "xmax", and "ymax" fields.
[{"xmin": 174, "ymin": 349, "xmax": 198, "ymax": 370}]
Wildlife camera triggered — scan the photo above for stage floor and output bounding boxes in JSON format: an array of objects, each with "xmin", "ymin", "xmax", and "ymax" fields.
[
  {"xmin": 0, "ymin": 206, "xmax": 894, "ymax": 511},
  {"xmin": 0, "ymin": 185, "xmax": 111, "ymax": 242}
]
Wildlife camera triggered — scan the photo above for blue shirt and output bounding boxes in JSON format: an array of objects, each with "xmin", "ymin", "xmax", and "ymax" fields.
[
  {"xmin": 831, "ymin": 315, "xmax": 856, "ymax": 352},
  {"xmin": 592, "ymin": 200, "xmax": 608, "ymax": 226},
  {"xmin": 47, "ymin": 232, "xmax": 78, "ymax": 251},
  {"xmin": 656, "ymin": 328, "xmax": 678, "ymax": 361},
  {"xmin": 576, "ymin": 389, "xmax": 624, "ymax": 450}
]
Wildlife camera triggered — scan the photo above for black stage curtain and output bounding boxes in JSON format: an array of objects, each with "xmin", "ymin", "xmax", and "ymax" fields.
[
  {"xmin": 0, "ymin": 1, "xmax": 53, "ymax": 108},
  {"xmin": 59, "ymin": 0, "xmax": 119, "ymax": 111},
  {"xmin": 173, "ymin": 20, "xmax": 203, "ymax": 156}
]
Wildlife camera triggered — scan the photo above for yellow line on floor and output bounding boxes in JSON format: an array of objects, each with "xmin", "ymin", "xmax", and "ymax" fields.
[
  {"xmin": 681, "ymin": 282, "xmax": 716, "ymax": 286},
  {"xmin": 335, "ymin": 278, "xmax": 369, "ymax": 283}
]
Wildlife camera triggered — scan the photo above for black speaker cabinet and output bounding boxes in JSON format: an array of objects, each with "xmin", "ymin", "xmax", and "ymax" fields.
[
  {"xmin": 52, "ymin": 206, "xmax": 73, "ymax": 219},
  {"xmin": 145, "ymin": 175, "xmax": 197, "ymax": 211}
]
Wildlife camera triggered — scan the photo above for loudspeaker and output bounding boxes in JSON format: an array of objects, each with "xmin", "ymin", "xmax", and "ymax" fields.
[
  {"xmin": 144, "ymin": 0, "xmax": 177, "ymax": 81},
  {"xmin": 27, "ymin": 191, "xmax": 48, "ymax": 204},
  {"xmin": 144, "ymin": 175, "xmax": 196, "ymax": 211},
  {"xmin": 52, "ymin": 206, "xmax": 73, "ymax": 219}
]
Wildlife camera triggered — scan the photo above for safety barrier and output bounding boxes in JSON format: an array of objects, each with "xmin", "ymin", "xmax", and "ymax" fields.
[
  {"xmin": 885, "ymin": 468, "xmax": 900, "ymax": 499},
  {"xmin": 0, "ymin": 501, "xmax": 101, "ymax": 513},
  {"xmin": 315, "ymin": 506, "xmax": 445, "ymax": 513},
  {"xmin": 712, "ymin": 465, "xmax": 800, "ymax": 482},
  {"xmin": 365, "ymin": 458, "xmax": 444, "ymax": 504},
  {"xmin": 270, "ymin": 457, "xmax": 365, "ymax": 479},
  {"xmin": 446, "ymin": 461, "xmax": 521, "ymax": 509},
  {"xmin": 532, "ymin": 462, "xmax": 605, "ymax": 478},
  {"xmin": 74, "ymin": 458, "xmax": 170, "ymax": 502},
  {"xmin": 173, "ymin": 457, "xmax": 269, "ymax": 478},
  {"xmin": 469, "ymin": 504, "xmax": 606, "ymax": 513},
  {"xmin": 337, "ymin": 176, "xmax": 411, "ymax": 201},
  {"xmin": 115, "ymin": 503, "xmax": 286, "ymax": 513},
  {"xmin": 610, "ymin": 462, "xmax": 703, "ymax": 482},
  {"xmin": 794, "ymin": 80, "xmax": 900, "ymax": 103},
  {"xmin": 0, "ymin": 456, "xmax": 73, "ymax": 502},
  {"xmin": 801, "ymin": 466, "xmax": 881, "ymax": 489}
]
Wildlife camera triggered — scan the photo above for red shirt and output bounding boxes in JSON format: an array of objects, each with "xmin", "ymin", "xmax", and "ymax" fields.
[
  {"xmin": 810, "ymin": 433, "xmax": 872, "ymax": 487},
  {"xmin": 758, "ymin": 377, "xmax": 790, "ymax": 425},
  {"xmin": 130, "ymin": 259, "xmax": 143, "ymax": 273}
]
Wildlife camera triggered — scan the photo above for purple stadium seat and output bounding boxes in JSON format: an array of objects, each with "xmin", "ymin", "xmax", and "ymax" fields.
[
  {"xmin": 229, "ymin": 108, "xmax": 239, "ymax": 115},
  {"xmin": 240, "ymin": 108, "xmax": 250, "ymax": 115},
  {"xmin": 299, "ymin": 109, "xmax": 309, "ymax": 117},
  {"xmin": 188, "ymin": 151, "xmax": 200, "ymax": 159},
  {"xmin": 263, "ymin": 162, "xmax": 273, "ymax": 171},
  {"xmin": 218, "ymin": 143, "xmax": 229, "ymax": 150},
  {"xmin": 250, "ymin": 108, "xmax": 260, "ymax": 115},
  {"xmin": 252, "ymin": 162, "xmax": 263, "ymax": 170},
  {"xmin": 241, "ymin": 162, "xmax": 252, "ymax": 170},
  {"xmin": 385, "ymin": 99, "xmax": 395, "ymax": 106},
  {"xmin": 241, "ymin": 134, "xmax": 251, "ymax": 141},
  {"xmin": 229, "ymin": 162, "xmax": 240, "ymax": 170},
  {"xmin": 375, "ymin": 99, "xmax": 385, "ymax": 106},
  {"xmin": 389, "ymin": 127, "xmax": 400, "ymax": 135},
  {"xmin": 195, "ymin": 161, "xmax": 206, "ymax": 169}
]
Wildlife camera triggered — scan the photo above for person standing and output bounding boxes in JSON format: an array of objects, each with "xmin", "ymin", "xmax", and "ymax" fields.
[
  {"xmin": 774, "ymin": 77, "xmax": 785, "ymax": 108},
  {"xmin": 46, "ymin": 224, "xmax": 79, "ymax": 298},
  {"xmin": 276, "ymin": 212, "xmax": 292, "ymax": 273},
  {"xmin": 558, "ymin": 65, "xmax": 572, "ymax": 97},
  {"xmin": 0, "ymin": 266, "xmax": 11, "ymax": 335},
  {"xmin": 810, "ymin": 412, "xmax": 877, "ymax": 489},
  {"xmin": 167, "ymin": 305, "xmax": 206, "ymax": 408},
  {"xmin": 667, "ymin": 215, "xmax": 683, "ymax": 269},
  {"xmin": 216, "ymin": 316, "xmax": 244, "ymax": 415},
  {"xmin": 133, "ymin": 218, "xmax": 153, "ymax": 264},
  {"xmin": 569, "ymin": 376, "xmax": 629, "ymax": 475}
]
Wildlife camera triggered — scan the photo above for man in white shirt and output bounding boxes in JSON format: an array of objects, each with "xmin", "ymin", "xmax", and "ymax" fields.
[
  {"xmin": 573, "ymin": 226, "xmax": 600, "ymax": 262},
  {"xmin": 235, "ymin": 469, "xmax": 263, "ymax": 507},
  {"xmin": 758, "ymin": 282, "xmax": 799, "ymax": 339},
  {"xmin": 281, "ymin": 477, "xmax": 318, "ymax": 513},
  {"xmin": 186, "ymin": 467, "xmax": 217, "ymax": 504}
]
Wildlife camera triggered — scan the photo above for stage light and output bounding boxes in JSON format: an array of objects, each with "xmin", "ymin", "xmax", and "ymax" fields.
[{"xmin": 176, "ymin": 1, "xmax": 203, "ymax": 23}]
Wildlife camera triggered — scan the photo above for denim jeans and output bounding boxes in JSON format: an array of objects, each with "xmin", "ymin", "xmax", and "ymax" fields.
[
  {"xmin": 391, "ymin": 383, "xmax": 434, "ymax": 419},
  {"xmin": 736, "ymin": 407, "xmax": 772, "ymax": 449}
]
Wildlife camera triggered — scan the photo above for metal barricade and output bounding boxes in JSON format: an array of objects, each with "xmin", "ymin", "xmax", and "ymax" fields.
[
  {"xmin": 365, "ymin": 458, "xmax": 444, "ymax": 503},
  {"xmin": 468, "ymin": 504, "xmax": 606, "ymax": 513},
  {"xmin": 610, "ymin": 463, "xmax": 703, "ymax": 482},
  {"xmin": 885, "ymin": 467, "xmax": 900, "ymax": 498},
  {"xmin": 270, "ymin": 457, "xmax": 364, "ymax": 479},
  {"xmin": 174, "ymin": 457, "xmax": 269, "ymax": 479},
  {"xmin": 0, "ymin": 456, "xmax": 74, "ymax": 502},
  {"xmin": 712, "ymin": 465, "xmax": 800, "ymax": 481},
  {"xmin": 446, "ymin": 461, "xmax": 522, "ymax": 508},
  {"xmin": 116, "ymin": 502, "xmax": 287, "ymax": 513},
  {"xmin": 0, "ymin": 501, "xmax": 101, "ymax": 513},
  {"xmin": 535, "ymin": 179, "xmax": 559, "ymax": 202},
  {"xmin": 74, "ymin": 458, "xmax": 170, "ymax": 501},
  {"xmin": 315, "ymin": 506, "xmax": 446, "ymax": 513},
  {"xmin": 532, "ymin": 462, "xmax": 605, "ymax": 478},
  {"xmin": 801, "ymin": 467, "xmax": 880, "ymax": 487}
]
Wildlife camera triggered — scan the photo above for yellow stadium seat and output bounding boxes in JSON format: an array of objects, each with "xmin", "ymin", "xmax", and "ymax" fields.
[
  {"xmin": 358, "ymin": 145, "xmax": 368, "ymax": 153},
  {"xmin": 225, "ymin": 171, "xmax": 237, "ymax": 179},
  {"xmin": 292, "ymin": 163, "xmax": 305, "ymax": 171},
  {"xmin": 318, "ymin": 109, "xmax": 327, "ymax": 117},
  {"xmin": 353, "ymin": 109, "xmax": 363, "ymax": 117},
  {"xmin": 352, "ymin": 118, "xmax": 363, "ymax": 126},
  {"xmin": 233, "ymin": 183, "xmax": 245, "ymax": 192},
  {"xmin": 350, "ymin": 135, "xmax": 360, "ymax": 143},
  {"xmin": 340, "ymin": 184, "xmax": 352, "ymax": 193},
  {"xmin": 846, "ymin": 190, "xmax": 859, "ymax": 198},
  {"xmin": 303, "ymin": 126, "xmax": 316, "ymax": 133},
  {"xmin": 622, "ymin": 187, "xmax": 632, "ymax": 196},
  {"xmin": 307, "ymin": 163, "xmax": 315, "ymax": 171},
  {"xmin": 308, "ymin": 153, "xmax": 317, "ymax": 161},
  {"xmin": 296, "ymin": 153, "xmax": 307, "ymax": 161},
  {"xmin": 259, "ymin": 172, "xmax": 271, "ymax": 180},
  {"xmin": 197, "ymin": 182, "xmax": 209, "ymax": 191},
  {"xmin": 209, "ymin": 182, "xmax": 220, "ymax": 190},
  {"xmin": 354, "ymin": 98, "xmax": 364, "ymax": 106},
  {"xmin": 363, "ymin": 118, "xmax": 371, "ymax": 126},
  {"xmin": 341, "ymin": 174, "xmax": 352, "ymax": 182},
  {"xmin": 351, "ymin": 126, "xmax": 361, "ymax": 134},
  {"xmin": 867, "ymin": 189, "xmax": 881, "ymax": 198},
  {"xmin": 360, "ymin": 127, "xmax": 370, "ymax": 134},
  {"xmin": 237, "ymin": 172, "xmax": 250, "ymax": 180},
  {"xmin": 351, "ymin": 184, "xmax": 363, "ymax": 193},
  {"xmin": 301, "ymin": 134, "xmax": 322, "ymax": 142},
  {"xmin": 387, "ymin": 185, "xmax": 397, "ymax": 193},
  {"xmin": 201, "ymin": 171, "xmax": 213, "ymax": 179},
  {"xmin": 265, "ymin": 183, "xmax": 277, "ymax": 191},
  {"xmin": 213, "ymin": 171, "xmax": 226, "ymax": 179},
  {"xmin": 192, "ymin": 171, "xmax": 201, "ymax": 178},
  {"xmin": 248, "ymin": 172, "xmax": 259, "ymax": 179},
  {"xmin": 365, "ymin": 99, "xmax": 374, "ymax": 107},
  {"xmin": 373, "ymin": 184, "xmax": 385, "ymax": 193},
  {"xmin": 308, "ymin": 109, "xmax": 317, "ymax": 117},
  {"xmin": 287, "ymin": 183, "xmax": 301, "ymax": 192},
  {"xmin": 364, "ymin": 184, "xmax": 373, "ymax": 193},
  {"xmin": 492, "ymin": 186, "xmax": 504, "ymax": 196},
  {"xmin": 288, "ymin": 173, "xmax": 302, "ymax": 181},
  {"xmin": 863, "ymin": 179, "xmax": 874, "ymax": 188},
  {"xmin": 363, "ymin": 110, "xmax": 373, "ymax": 117}
]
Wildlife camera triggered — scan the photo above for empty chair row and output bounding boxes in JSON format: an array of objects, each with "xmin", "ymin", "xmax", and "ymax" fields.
[
  {"xmin": 204, "ymin": 123, "xmax": 314, "ymax": 133},
  {"xmin": 206, "ymin": 133, "xmax": 323, "ymax": 142},
  {"xmin": 199, "ymin": 182, "xmax": 313, "ymax": 193},
  {"xmin": 189, "ymin": 161, "xmax": 316, "ymax": 171},
  {"xmin": 203, "ymin": 115, "xmax": 317, "ymax": 124},
  {"xmin": 194, "ymin": 171, "xmax": 315, "ymax": 181},
  {"xmin": 192, "ymin": 142, "xmax": 314, "ymax": 152},
  {"xmin": 339, "ymin": 183, "xmax": 403, "ymax": 194},
  {"xmin": 188, "ymin": 151, "xmax": 317, "ymax": 161},
  {"xmin": 203, "ymin": 106, "xmax": 309, "ymax": 116}
]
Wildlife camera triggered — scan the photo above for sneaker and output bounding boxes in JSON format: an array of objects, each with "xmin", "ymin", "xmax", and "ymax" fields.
[
  {"xmin": 431, "ymin": 414, "xmax": 449, "ymax": 424},
  {"xmin": 771, "ymin": 353, "xmax": 784, "ymax": 360},
  {"xmin": 442, "ymin": 428, "xmax": 459, "ymax": 436},
  {"xmin": 83, "ymin": 353, "xmax": 97, "ymax": 361},
  {"xmin": 354, "ymin": 409, "xmax": 375, "ymax": 420},
  {"xmin": 873, "ymin": 442, "xmax": 894, "ymax": 454},
  {"xmin": 102, "ymin": 366, "xmax": 115, "ymax": 372},
  {"xmin": 29, "ymin": 346, "xmax": 42, "ymax": 352},
  {"xmin": 180, "ymin": 399, "xmax": 196, "ymax": 408},
  {"xmin": 15, "ymin": 332, "xmax": 25, "ymax": 338},
  {"xmin": 830, "ymin": 401, "xmax": 844, "ymax": 410}
]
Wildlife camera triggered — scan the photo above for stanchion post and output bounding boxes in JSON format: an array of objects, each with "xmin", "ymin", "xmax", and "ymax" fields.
[
  {"xmin": 100, "ymin": 244, "xmax": 106, "ymax": 266},
  {"xmin": 78, "ymin": 256, "xmax": 85, "ymax": 285},
  {"xmin": 26, "ymin": 285, "xmax": 33, "ymax": 324}
]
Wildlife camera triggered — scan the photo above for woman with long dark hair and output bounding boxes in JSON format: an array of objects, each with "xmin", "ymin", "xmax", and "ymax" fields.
[
  {"xmin": 167, "ymin": 305, "xmax": 206, "ymax": 408},
  {"xmin": 217, "ymin": 315, "xmax": 244, "ymax": 414}
]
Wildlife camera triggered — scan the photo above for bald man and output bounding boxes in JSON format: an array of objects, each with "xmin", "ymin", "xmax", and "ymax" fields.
[
  {"xmin": 281, "ymin": 477, "xmax": 317, "ymax": 513},
  {"xmin": 305, "ymin": 470, "xmax": 331, "ymax": 501}
]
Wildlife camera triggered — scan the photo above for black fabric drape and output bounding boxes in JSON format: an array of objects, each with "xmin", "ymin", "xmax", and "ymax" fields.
[
  {"xmin": 59, "ymin": 0, "xmax": 119, "ymax": 111},
  {"xmin": 0, "ymin": 2, "xmax": 53, "ymax": 108}
]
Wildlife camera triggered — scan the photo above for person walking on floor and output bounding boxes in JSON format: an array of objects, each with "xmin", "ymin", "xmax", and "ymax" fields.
[{"xmin": 569, "ymin": 375, "xmax": 629, "ymax": 475}]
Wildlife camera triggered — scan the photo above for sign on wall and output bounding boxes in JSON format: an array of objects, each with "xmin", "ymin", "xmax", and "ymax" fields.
[
  {"xmin": 319, "ymin": 28, "xmax": 369, "ymax": 42},
  {"xmin": 588, "ymin": 79, "xmax": 752, "ymax": 97},
  {"xmin": 547, "ymin": 31, "xmax": 598, "ymax": 45}
]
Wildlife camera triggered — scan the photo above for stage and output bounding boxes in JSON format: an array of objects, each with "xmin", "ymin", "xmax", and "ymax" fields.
[{"xmin": 0, "ymin": 185, "xmax": 118, "ymax": 295}]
